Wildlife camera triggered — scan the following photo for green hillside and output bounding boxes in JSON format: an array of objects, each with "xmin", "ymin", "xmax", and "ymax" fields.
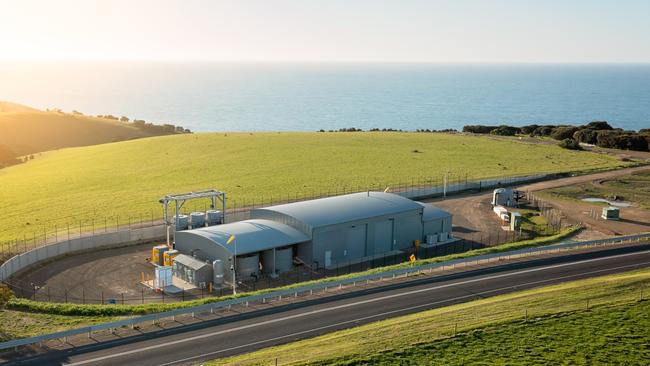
[
  {"xmin": 210, "ymin": 268, "xmax": 650, "ymax": 366},
  {"xmin": 0, "ymin": 132, "xmax": 625, "ymax": 244},
  {"xmin": 0, "ymin": 109, "xmax": 149, "ymax": 157}
]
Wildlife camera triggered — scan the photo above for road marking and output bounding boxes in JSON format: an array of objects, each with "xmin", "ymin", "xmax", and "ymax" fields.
[
  {"xmin": 64, "ymin": 250, "xmax": 650, "ymax": 366},
  {"xmin": 157, "ymin": 260, "xmax": 650, "ymax": 366}
]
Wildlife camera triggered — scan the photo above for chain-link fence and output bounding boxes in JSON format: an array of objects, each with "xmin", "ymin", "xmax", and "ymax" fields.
[
  {"xmin": 1, "ymin": 171, "xmax": 571, "ymax": 304},
  {"xmin": 0, "ymin": 171, "xmax": 562, "ymax": 260}
]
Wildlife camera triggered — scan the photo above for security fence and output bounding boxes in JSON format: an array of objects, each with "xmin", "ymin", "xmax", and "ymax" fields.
[
  {"xmin": 0, "ymin": 171, "xmax": 563, "ymax": 285},
  {"xmin": 0, "ymin": 232, "xmax": 648, "ymax": 352}
]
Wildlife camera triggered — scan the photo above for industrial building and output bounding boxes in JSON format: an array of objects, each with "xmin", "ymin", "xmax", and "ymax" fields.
[{"xmin": 174, "ymin": 191, "xmax": 452, "ymax": 285}]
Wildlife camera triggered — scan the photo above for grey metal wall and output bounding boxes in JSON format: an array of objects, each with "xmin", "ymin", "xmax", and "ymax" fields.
[
  {"xmin": 310, "ymin": 211, "xmax": 423, "ymax": 267},
  {"xmin": 174, "ymin": 232, "xmax": 235, "ymax": 283},
  {"xmin": 393, "ymin": 214, "xmax": 424, "ymax": 251},
  {"xmin": 423, "ymin": 217, "xmax": 452, "ymax": 238}
]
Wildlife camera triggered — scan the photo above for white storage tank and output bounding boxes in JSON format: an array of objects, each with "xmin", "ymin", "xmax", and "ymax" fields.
[
  {"xmin": 190, "ymin": 212, "xmax": 206, "ymax": 228},
  {"xmin": 174, "ymin": 214, "xmax": 189, "ymax": 230},
  {"xmin": 206, "ymin": 210, "xmax": 223, "ymax": 226},
  {"xmin": 236, "ymin": 253, "xmax": 260, "ymax": 279},
  {"xmin": 212, "ymin": 259, "xmax": 224, "ymax": 286},
  {"xmin": 426, "ymin": 234, "xmax": 438, "ymax": 245}
]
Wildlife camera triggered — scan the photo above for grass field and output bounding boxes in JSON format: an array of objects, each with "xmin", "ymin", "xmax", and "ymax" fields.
[
  {"xmin": 540, "ymin": 171, "xmax": 650, "ymax": 210},
  {"xmin": 210, "ymin": 268, "xmax": 650, "ymax": 366},
  {"xmin": 0, "ymin": 132, "xmax": 624, "ymax": 244}
]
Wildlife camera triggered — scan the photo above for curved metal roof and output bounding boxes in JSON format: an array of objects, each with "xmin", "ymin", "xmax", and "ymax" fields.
[
  {"xmin": 179, "ymin": 219, "xmax": 310, "ymax": 255},
  {"xmin": 253, "ymin": 192, "xmax": 424, "ymax": 229},
  {"xmin": 419, "ymin": 203, "xmax": 452, "ymax": 222}
]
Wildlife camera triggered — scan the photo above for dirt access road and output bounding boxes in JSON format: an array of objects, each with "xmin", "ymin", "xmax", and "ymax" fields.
[{"xmin": 430, "ymin": 165, "xmax": 650, "ymax": 239}]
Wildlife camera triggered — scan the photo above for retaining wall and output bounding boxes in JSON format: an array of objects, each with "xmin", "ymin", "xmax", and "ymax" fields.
[{"xmin": 0, "ymin": 225, "xmax": 165, "ymax": 281}]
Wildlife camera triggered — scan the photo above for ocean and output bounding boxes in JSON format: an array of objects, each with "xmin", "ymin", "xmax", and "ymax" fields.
[{"xmin": 1, "ymin": 63, "xmax": 648, "ymax": 132}]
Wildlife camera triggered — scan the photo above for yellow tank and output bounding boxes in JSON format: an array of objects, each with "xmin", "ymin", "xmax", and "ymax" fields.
[
  {"xmin": 151, "ymin": 245, "xmax": 169, "ymax": 266},
  {"xmin": 163, "ymin": 249, "xmax": 179, "ymax": 266}
]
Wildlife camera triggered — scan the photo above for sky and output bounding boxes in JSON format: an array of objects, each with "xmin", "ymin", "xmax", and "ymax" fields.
[{"xmin": 0, "ymin": 0, "xmax": 649, "ymax": 63}]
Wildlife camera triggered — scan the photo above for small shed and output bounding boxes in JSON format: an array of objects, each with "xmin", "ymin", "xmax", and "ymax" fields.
[
  {"xmin": 602, "ymin": 206, "xmax": 620, "ymax": 220},
  {"xmin": 172, "ymin": 254, "xmax": 213, "ymax": 287}
]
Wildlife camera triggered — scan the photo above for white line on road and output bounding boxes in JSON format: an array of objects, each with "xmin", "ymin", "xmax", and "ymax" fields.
[{"xmin": 64, "ymin": 250, "xmax": 650, "ymax": 366}]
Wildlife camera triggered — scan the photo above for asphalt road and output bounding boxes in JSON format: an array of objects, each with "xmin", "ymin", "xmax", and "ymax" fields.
[{"xmin": 8, "ymin": 244, "xmax": 650, "ymax": 366}]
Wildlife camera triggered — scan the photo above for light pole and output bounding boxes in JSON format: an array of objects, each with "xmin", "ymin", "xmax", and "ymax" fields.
[{"xmin": 228, "ymin": 234, "xmax": 237, "ymax": 294}]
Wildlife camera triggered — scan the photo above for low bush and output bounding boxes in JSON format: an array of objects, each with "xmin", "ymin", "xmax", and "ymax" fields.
[
  {"xmin": 519, "ymin": 124, "xmax": 540, "ymax": 135},
  {"xmin": 573, "ymin": 129, "xmax": 600, "ymax": 144},
  {"xmin": 0, "ymin": 284, "xmax": 14, "ymax": 308},
  {"xmin": 550, "ymin": 126, "xmax": 580, "ymax": 141},
  {"xmin": 490, "ymin": 125, "xmax": 520, "ymax": 136},
  {"xmin": 558, "ymin": 138, "xmax": 582, "ymax": 150},
  {"xmin": 463, "ymin": 125, "xmax": 499, "ymax": 134},
  {"xmin": 597, "ymin": 131, "xmax": 649, "ymax": 151},
  {"xmin": 531, "ymin": 125, "xmax": 556, "ymax": 137},
  {"xmin": 584, "ymin": 121, "xmax": 614, "ymax": 130}
]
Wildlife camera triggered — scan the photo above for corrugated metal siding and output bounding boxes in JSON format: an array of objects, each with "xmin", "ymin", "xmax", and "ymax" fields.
[
  {"xmin": 251, "ymin": 209, "xmax": 313, "ymax": 237},
  {"xmin": 254, "ymin": 192, "xmax": 424, "ymax": 230}
]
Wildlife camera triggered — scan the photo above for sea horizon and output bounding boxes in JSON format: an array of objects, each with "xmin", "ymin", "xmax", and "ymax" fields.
[{"xmin": 1, "ymin": 62, "xmax": 649, "ymax": 132}]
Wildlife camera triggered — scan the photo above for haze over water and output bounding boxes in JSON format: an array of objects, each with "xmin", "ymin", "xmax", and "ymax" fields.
[{"xmin": 1, "ymin": 63, "xmax": 648, "ymax": 132}]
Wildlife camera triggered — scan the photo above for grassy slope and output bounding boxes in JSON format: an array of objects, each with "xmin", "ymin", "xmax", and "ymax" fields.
[
  {"xmin": 0, "ymin": 132, "xmax": 623, "ymax": 243},
  {"xmin": 0, "ymin": 109, "xmax": 151, "ymax": 156},
  {"xmin": 318, "ymin": 302, "xmax": 650, "ymax": 366},
  {"xmin": 0, "ymin": 102, "xmax": 39, "ymax": 114},
  {"xmin": 210, "ymin": 268, "xmax": 650, "ymax": 366},
  {"xmin": 0, "ymin": 310, "xmax": 123, "ymax": 341}
]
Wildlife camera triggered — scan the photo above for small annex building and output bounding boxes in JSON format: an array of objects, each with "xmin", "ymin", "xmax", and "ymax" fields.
[{"xmin": 174, "ymin": 192, "xmax": 452, "ymax": 284}]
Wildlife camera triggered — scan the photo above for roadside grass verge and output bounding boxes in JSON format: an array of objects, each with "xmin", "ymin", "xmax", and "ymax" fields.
[
  {"xmin": 209, "ymin": 268, "xmax": 650, "ymax": 366},
  {"xmin": 0, "ymin": 310, "xmax": 124, "ymax": 342},
  {"xmin": 6, "ymin": 226, "xmax": 580, "ymax": 316},
  {"xmin": 0, "ymin": 132, "xmax": 625, "ymax": 244}
]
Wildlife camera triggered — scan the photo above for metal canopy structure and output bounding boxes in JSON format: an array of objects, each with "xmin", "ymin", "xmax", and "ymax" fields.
[{"xmin": 159, "ymin": 189, "xmax": 226, "ymax": 246}]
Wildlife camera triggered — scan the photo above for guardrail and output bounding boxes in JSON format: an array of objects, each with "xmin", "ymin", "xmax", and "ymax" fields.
[{"xmin": 1, "ymin": 232, "xmax": 649, "ymax": 352}]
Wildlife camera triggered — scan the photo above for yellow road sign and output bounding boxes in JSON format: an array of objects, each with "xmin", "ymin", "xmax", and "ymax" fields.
[{"xmin": 409, "ymin": 254, "xmax": 416, "ymax": 263}]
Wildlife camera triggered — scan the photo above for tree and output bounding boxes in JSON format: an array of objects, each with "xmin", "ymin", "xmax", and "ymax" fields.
[{"xmin": 120, "ymin": 116, "xmax": 129, "ymax": 122}]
